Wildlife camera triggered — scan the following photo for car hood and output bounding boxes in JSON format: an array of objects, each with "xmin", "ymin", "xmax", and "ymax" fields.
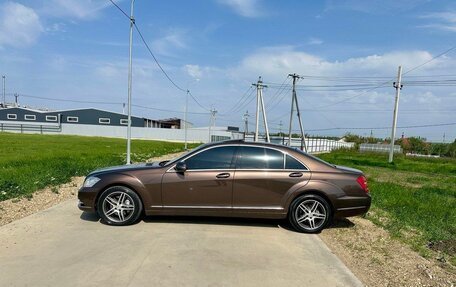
[
  {"xmin": 88, "ymin": 162, "xmax": 162, "ymax": 177},
  {"xmin": 334, "ymin": 165, "xmax": 363, "ymax": 175}
]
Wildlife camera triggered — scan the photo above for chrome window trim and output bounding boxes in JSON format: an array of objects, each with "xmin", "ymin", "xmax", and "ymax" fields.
[
  {"xmin": 166, "ymin": 143, "xmax": 310, "ymax": 173},
  {"xmin": 166, "ymin": 144, "xmax": 239, "ymax": 172},
  {"xmin": 154, "ymin": 205, "xmax": 283, "ymax": 211},
  {"xmin": 7, "ymin": 114, "xmax": 17, "ymax": 120},
  {"xmin": 237, "ymin": 145, "xmax": 309, "ymax": 171},
  {"xmin": 337, "ymin": 206, "xmax": 367, "ymax": 211}
]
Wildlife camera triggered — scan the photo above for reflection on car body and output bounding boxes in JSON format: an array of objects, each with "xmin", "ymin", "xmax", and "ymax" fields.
[{"xmin": 78, "ymin": 140, "xmax": 371, "ymax": 233}]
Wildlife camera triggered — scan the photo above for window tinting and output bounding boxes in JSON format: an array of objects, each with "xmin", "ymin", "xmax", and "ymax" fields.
[
  {"xmin": 185, "ymin": 146, "xmax": 237, "ymax": 170},
  {"xmin": 286, "ymin": 155, "xmax": 307, "ymax": 170},
  {"xmin": 238, "ymin": 146, "xmax": 284, "ymax": 169}
]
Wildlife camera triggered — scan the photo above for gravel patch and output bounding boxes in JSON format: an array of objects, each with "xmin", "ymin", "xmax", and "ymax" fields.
[
  {"xmin": 0, "ymin": 152, "xmax": 186, "ymax": 227},
  {"xmin": 319, "ymin": 217, "xmax": 456, "ymax": 287}
]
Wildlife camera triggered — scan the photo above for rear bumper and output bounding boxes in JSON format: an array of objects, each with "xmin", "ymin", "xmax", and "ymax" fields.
[
  {"xmin": 77, "ymin": 187, "xmax": 98, "ymax": 213},
  {"xmin": 334, "ymin": 194, "xmax": 371, "ymax": 217}
]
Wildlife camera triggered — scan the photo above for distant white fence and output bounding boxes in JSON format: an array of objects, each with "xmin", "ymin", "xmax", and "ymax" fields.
[
  {"xmin": 244, "ymin": 135, "xmax": 355, "ymax": 154},
  {"xmin": 359, "ymin": 143, "xmax": 402, "ymax": 153},
  {"xmin": 0, "ymin": 121, "xmax": 355, "ymax": 153}
]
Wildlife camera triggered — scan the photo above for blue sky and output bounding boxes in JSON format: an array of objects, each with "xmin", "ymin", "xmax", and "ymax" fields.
[{"xmin": 1, "ymin": 0, "xmax": 455, "ymax": 141}]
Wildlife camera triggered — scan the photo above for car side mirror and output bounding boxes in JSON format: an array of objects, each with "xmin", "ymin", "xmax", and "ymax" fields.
[{"xmin": 175, "ymin": 161, "xmax": 187, "ymax": 172}]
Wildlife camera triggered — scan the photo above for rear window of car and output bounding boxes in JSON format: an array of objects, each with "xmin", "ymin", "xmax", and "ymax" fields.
[
  {"xmin": 237, "ymin": 146, "xmax": 284, "ymax": 169},
  {"xmin": 285, "ymin": 155, "xmax": 307, "ymax": 170}
]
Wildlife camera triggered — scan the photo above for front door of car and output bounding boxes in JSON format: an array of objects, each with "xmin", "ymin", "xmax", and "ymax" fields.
[
  {"xmin": 161, "ymin": 145, "xmax": 238, "ymax": 209},
  {"xmin": 232, "ymin": 146, "xmax": 310, "ymax": 211}
]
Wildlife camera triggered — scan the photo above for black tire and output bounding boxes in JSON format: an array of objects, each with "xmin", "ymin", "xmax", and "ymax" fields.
[
  {"xmin": 97, "ymin": 186, "xmax": 143, "ymax": 226},
  {"xmin": 288, "ymin": 194, "xmax": 331, "ymax": 233}
]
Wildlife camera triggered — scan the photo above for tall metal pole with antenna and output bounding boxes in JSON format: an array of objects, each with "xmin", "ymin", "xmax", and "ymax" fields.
[
  {"xmin": 288, "ymin": 73, "xmax": 307, "ymax": 151},
  {"xmin": 2, "ymin": 75, "xmax": 5, "ymax": 106},
  {"xmin": 253, "ymin": 76, "xmax": 269, "ymax": 142},
  {"xmin": 388, "ymin": 66, "xmax": 403, "ymax": 163},
  {"xmin": 126, "ymin": 0, "xmax": 135, "ymax": 165}
]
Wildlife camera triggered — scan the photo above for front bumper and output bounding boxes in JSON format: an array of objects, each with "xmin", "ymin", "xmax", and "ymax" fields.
[{"xmin": 77, "ymin": 187, "xmax": 99, "ymax": 212}]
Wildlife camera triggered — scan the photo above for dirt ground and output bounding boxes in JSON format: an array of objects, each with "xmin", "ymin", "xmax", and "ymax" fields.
[
  {"xmin": 0, "ymin": 152, "xmax": 185, "ymax": 227},
  {"xmin": 320, "ymin": 217, "xmax": 456, "ymax": 287},
  {"xmin": 1, "ymin": 150, "xmax": 455, "ymax": 286}
]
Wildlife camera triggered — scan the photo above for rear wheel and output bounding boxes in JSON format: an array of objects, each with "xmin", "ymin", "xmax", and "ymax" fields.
[
  {"xmin": 97, "ymin": 186, "xmax": 143, "ymax": 226},
  {"xmin": 288, "ymin": 194, "xmax": 331, "ymax": 233}
]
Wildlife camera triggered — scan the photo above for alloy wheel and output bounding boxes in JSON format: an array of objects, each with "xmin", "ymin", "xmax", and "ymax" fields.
[
  {"xmin": 102, "ymin": 191, "xmax": 136, "ymax": 223},
  {"xmin": 294, "ymin": 199, "xmax": 327, "ymax": 231}
]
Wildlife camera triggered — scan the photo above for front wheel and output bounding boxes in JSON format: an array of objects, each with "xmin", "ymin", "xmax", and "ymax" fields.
[
  {"xmin": 288, "ymin": 194, "xmax": 331, "ymax": 233},
  {"xmin": 97, "ymin": 186, "xmax": 143, "ymax": 226}
]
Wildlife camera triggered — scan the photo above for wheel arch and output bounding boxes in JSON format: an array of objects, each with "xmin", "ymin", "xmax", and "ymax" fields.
[
  {"xmin": 287, "ymin": 190, "xmax": 335, "ymax": 217},
  {"xmin": 95, "ymin": 182, "xmax": 145, "ymax": 212}
]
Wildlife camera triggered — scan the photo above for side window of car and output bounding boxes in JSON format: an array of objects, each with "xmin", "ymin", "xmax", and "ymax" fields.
[
  {"xmin": 285, "ymin": 155, "xmax": 307, "ymax": 170},
  {"xmin": 185, "ymin": 146, "xmax": 237, "ymax": 170},
  {"xmin": 238, "ymin": 146, "xmax": 284, "ymax": 169}
]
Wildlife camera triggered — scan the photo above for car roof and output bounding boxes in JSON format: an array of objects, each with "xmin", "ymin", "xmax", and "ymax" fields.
[{"xmin": 211, "ymin": 139, "xmax": 294, "ymax": 151}]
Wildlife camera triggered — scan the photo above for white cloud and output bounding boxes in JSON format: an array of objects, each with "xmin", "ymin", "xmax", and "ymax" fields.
[
  {"xmin": 229, "ymin": 47, "xmax": 438, "ymax": 82},
  {"xmin": 152, "ymin": 28, "xmax": 188, "ymax": 56},
  {"xmin": 217, "ymin": 0, "xmax": 263, "ymax": 18},
  {"xmin": 325, "ymin": 0, "xmax": 430, "ymax": 14},
  {"xmin": 420, "ymin": 11, "xmax": 456, "ymax": 32},
  {"xmin": 0, "ymin": 2, "xmax": 43, "ymax": 47},
  {"xmin": 41, "ymin": 0, "xmax": 112, "ymax": 20},
  {"xmin": 185, "ymin": 65, "xmax": 203, "ymax": 79},
  {"xmin": 45, "ymin": 22, "xmax": 66, "ymax": 33},
  {"xmin": 307, "ymin": 37, "xmax": 323, "ymax": 45}
]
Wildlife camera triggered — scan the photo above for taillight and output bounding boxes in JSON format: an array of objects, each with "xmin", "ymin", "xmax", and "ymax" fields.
[{"xmin": 356, "ymin": 175, "xmax": 369, "ymax": 193}]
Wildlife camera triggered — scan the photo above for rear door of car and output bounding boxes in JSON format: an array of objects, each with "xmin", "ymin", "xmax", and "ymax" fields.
[
  {"xmin": 232, "ymin": 145, "xmax": 311, "ymax": 212},
  {"xmin": 161, "ymin": 145, "xmax": 238, "ymax": 210}
]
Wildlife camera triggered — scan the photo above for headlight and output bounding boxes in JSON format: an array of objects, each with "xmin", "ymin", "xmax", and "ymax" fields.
[{"xmin": 83, "ymin": 176, "xmax": 101, "ymax": 188}]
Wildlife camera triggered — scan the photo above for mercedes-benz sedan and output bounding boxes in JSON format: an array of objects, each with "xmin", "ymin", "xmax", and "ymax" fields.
[{"xmin": 78, "ymin": 140, "xmax": 371, "ymax": 233}]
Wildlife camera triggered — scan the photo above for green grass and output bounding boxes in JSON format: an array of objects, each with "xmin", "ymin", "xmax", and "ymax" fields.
[
  {"xmin": 0, "ymin": 132, "xmax": 197, "ymax": 201},
  {"xmin": 318, "ymin": 149, "xmax": 456, "ymax": 266}
]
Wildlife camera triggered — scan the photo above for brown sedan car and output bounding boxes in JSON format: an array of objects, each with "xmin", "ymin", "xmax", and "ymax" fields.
[{"xmin": 78, "ymin": 140, "xmax": 371, "ymax": 233}]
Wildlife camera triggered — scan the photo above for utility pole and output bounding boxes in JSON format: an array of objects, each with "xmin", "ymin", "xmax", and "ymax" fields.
[
  {"xmin": 252, "ymin": 76, "xmax": 270, "ymax": 142},
  {"xmin": 184, "ymin": 90, "xmax": 189, "ymax": 150},
  {"xmin": 1, "ymin": 76, "xmax": 4, "ymax": 106},
  {"xmin": 443, "ymin": 133, "xmax": 446, "ymax": 144},
  {"xmin": 126, "ymin": 0, "xmax": 135, "ymax": 165},
  {"xmin": 122, "ymin": 103, "xmax": 126, "ymax": 114},
  {"xmin": 243, "ymin": 110, "xmax": 249, "ymax": 138},
  {"xmin": 288, "ymin": 73, "xmax": 307, "ymax": 151},
  {"xmin": 388, "ymin": 66, "xmax": 403, "ymax": 163},
  {"xmin": 14, "ymin": 93, "xmax": 18, "ymax": 107},
  {"xmin": 208, "ymin": 108, "xmax": 217, "ymax": 143},
  {"xmin": 184, "ymin": 79, "xmax": 199, "ymax": 150}
]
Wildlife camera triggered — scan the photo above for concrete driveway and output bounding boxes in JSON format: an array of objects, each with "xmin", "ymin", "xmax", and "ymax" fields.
[{"xmin": 0, "ymin": 200, "xmax": 363, "ymax": 287}]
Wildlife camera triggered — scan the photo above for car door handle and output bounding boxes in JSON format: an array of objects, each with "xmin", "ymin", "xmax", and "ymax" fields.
[
  {"xmin": 216, "ymin": 173, "xmax": 230, "ymax": 179},
  {"xmin": 289, "ymin": 172, "xmax": 303, "ymax": 178}
]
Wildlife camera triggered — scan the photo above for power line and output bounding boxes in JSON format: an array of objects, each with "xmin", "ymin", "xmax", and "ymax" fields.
[
  {"xmin": 304, "ymin": 122, "xmax": 456, "ymax": 132},
  {"xmin": 403, "ymin": 45, "xmax": 456, "ymax": 76},
  {"xmin": 133, "ymin": 23, "xmax": 209, "ymax": 111},
  {"xmin": 231, "ymin": 87, "xmax": 256, "ymax": 113},
  {"xmin": 18, "ymin": 94, "xmax": 123, "ymax": 105},
  {"xmin": 224, "ymin": 86, "xmax": 254, "ymax": 113},
  {"xmin": 108, "ymin": 0, "xmax": 130, "ymax": 19},
  {"xmin": 14, "ymin": 93, "xmax": 209, "ymax": 115}
]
